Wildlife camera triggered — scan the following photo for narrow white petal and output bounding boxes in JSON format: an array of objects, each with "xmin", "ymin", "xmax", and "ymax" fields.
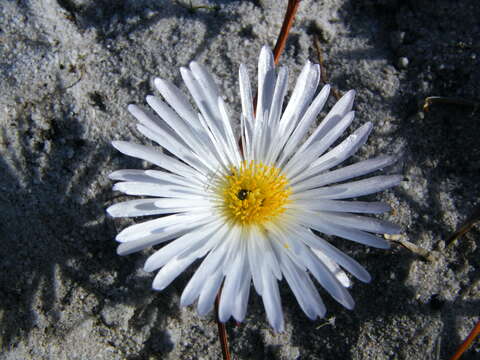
[
  {"xmin": 112, "ymin": 141, "xmax": 198, "ymax": 178},
  {"xmin": 152, "ymin": 255, "xmax": 196, "ymax": 291},
  {"xmin": 303, "ymin": 248, "xmax": 355, "ymax": 309},
  {"xmin": 239, "ymin": 64, "xmax": 254, "ymax": 157},
  {"xmin": 279, "ymin": 62, "xmax": 320, "ymax": 137},
  {"xmin": 109, "ymin": 169, "xmax": 165, "ymax": 183},
  {"xmin": 283, "ymin": 111, "xmax": 355, "ymax": 179},
  {"xmin": 144, "ymin": 169, "xmax": 206, "ymax": 188},
  {"xmin": 256, "ymin": 46, "xmax": 276, "ymax": 125},
  {"xmin": 128, "ymin": 104, "xmax": 183, "ymax": 144},
  {"xmin": 310, "ymin": 122, "xmax": 372, "ymax": 170},
  {"xmin": 297, "ymin": 90, "xmax": 356, "ymax": 154},
  {"xmin": 261, "ymin": 269, "xmax": 284, "ymax": 332},
  {"xmin": 287, "ymin": 199, "xmax": 391, "ymax": 214},
  {"xmin": 113, "ymin": 182, "xmax": 207, "ymax": 199},
  {"xmin": 136, "ymin": 124, "xmax": 212, "ymax": 174},
  {"xmin": 268, "ymin": 66, "xmax": 289, "ymax": 126},
  {"xmin": 292, "ymin": 155, "xmax": 395, "ymax": 191},
  {"xmin": 107, "ymin": 198, "xmax": 190, "ymax": 218},
  {"xmin": 116, "ymin": 216, "xmax": 215, "ymax": 256},
  {"xmin": 146, "ymin": 95, "xmax": 218, "ymax": 164},
  {"xmin": 181, "ymin": 225, "xmax": 233, "ymax": 307},
  {"xmin": 272, "ymin": 240, "xmax": 326, "ymax": 319},
  {"xmin": 197, "ymin": 272, "xmax": 224, "ymax": 316},
  {"xmin": 319, "ymin": 212, "xmax": 401, "ymax": 234},
  {"xmin": 296, "ymin": 211, "xmax": 390, "ymax": 249},
  {"xmin": 219, "ymin": 238, "xmax": 247, "ymax": 322},
  {"xmin": 293, "ymin": 226, "xmax": 371, "ymax": 283},
  {"xmin": 154, "ymin": 78, "xmax": 201, "ymax": 132},
  {"xmin": 277, "ymin": 84, "xmax": 330, "ymax": 166},
  {"xmin": 116, "ymin": 212, "xmax": 212, "ymax": 242},
  {"xmin": 232, "ymin": 270, "xmax": 251, "ymax": 322},
  {"xmin": 292, "ymin": 175, "xmax": 403, "ymax": 200},
  {"xmin": 144, "ymin": 220, "xmax": 222, "ymax": 272},
  {"xmin": 312, "ymin": 249, "xmax": 351, "ymax": 288}
]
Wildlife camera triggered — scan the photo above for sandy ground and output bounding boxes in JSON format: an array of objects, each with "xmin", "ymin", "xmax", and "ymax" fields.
[{"xmin": 0, "ymin": 0, "xmax": 479, "ymax": 359}]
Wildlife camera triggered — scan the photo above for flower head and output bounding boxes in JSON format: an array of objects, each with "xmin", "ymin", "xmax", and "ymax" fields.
[{"xmin": 108, "ymin": 46, "xmax": 401, "ymax": 332}]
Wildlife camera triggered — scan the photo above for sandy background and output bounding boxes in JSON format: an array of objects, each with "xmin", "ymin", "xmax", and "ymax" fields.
[{"xmin": 1, "ymin": 0, "xmax": 479, "ymax": 359}]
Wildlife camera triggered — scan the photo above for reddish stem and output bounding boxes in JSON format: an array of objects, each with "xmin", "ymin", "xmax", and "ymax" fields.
[
  {"xmin": 449, "ymin": 320, "xmax": 480, "ymax": 360},
  {"xmin": 273, "ymin": 0, "xmax": 302, "ymax": 65},
  {"xmin": 215, "ymin": 289, "xmax": 231, "ymax": 360}
]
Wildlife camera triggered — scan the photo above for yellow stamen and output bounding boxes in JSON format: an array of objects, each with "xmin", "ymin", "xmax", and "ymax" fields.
[{"xmin": 217, "ymin": 161, "xmax": 291, "ymax": 226}]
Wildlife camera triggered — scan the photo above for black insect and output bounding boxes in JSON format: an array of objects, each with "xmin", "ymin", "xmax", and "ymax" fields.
[{"xmin": 237, "ymin": 189, "xmax": 250, "ymax": 200}]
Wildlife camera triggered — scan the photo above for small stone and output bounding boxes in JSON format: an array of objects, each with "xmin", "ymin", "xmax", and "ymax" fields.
[{"xmin": 398, "ymin": 57, "xmax": 409, "ymax": 69}]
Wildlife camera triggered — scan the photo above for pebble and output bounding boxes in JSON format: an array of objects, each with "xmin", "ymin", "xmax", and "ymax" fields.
[{"xmin": 398, "ymin": 57, "xmax": 409, "ymax": 69}]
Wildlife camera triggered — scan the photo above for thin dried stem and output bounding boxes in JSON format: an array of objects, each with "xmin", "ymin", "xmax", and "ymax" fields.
[
  {"xmin": 447, "ymin": 204, "xmax": 480, "ymax": 247},
  {"xmin": 385, "ymin": 234, "xmax": 438, "ymax": 262},
  {"xmin": 449, "ymin": 320, "xmax": 480, "ymax": 360},
  {"xmin": 423, "ymin": 96, "xmax": 479, "ymax": 112},
  {"xmin": 313, "ymin": 34, "xmax": 341, "ymax": 100}
]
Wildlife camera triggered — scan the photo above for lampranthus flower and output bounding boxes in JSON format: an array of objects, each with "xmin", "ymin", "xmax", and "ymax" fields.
[{"xmin": 108, "ymin": 46, "xmax": 401, "ymax": 332}]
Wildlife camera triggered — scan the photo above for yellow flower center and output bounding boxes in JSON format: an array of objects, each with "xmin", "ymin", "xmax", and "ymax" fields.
[{"xmin": 217, "ymin": 161, "xmax": 291, "ymax": 226}]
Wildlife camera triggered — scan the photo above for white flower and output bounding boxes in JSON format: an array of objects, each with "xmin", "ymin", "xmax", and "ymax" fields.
[{"xmin": 108, "ymin": 46, "xmax": 401, "ymax": 332}]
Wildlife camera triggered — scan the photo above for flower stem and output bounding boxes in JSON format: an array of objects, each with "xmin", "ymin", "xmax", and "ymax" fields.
[
  {"xmin": 449, "ymin": 320, "xmax": 480, "ymax": 360},
  {"xmin": 272, "ymin": 0, "xmax": 301, "ymax": 65},
  {"xmin": 215, "ymin": 288, "xmax": 231, "ymax": 360}
]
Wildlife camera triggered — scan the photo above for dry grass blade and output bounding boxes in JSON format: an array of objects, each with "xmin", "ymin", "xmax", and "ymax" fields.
[
  {"xmin": 313, "ymin": 34, "xmax": 341, "ymax": 100},
  {"xmin": 423, "ymin": 96, "xmax": 479, "ymax": 112},
  {"xmin": 447, "ymin": 204, "xmax": 480, "ymax": 246}
]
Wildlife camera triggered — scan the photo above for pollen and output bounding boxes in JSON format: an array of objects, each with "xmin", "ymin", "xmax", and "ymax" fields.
[{"xmin": 217, "ymin": 161, "xmax": 291, "ymax": 226}]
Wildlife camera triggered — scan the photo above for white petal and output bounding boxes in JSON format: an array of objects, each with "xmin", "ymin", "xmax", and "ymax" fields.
[
  {"xmin": 154, "ymin": 78, "xmax": 201, "ymax": 132},
  {"xmin": 312, "ymin": 248, "xmax": 351, "ymax": 288},
  {"xmin": 310, "ymin": 122, "xmax": 372, "ymax": 169},
  {"xmin": 320, "ymin": 212, "xmax": 401, "ymax": 235},
  {"xmin": 292, "ymin": 175, "xmax": 403, "ymax": 200},
  {"xmin": 256, "ymin": 46, "xmax": 276, "ymax": 125},
  {"xmin": 144, "ymin": 220, "xmax": 222, "ymax": 272},
  {"xmin": 152, "ymin": 255, "xmax": 196, "ymax": 291},
  {"xmin": 181, "ymin": 226, "xmax": 232, "ymax": 307},
  {"xmin": 296, "ymin": 211, "xmax": 390, "ymax": 249},
  {"xmin": 136, "ymin": 124, "xmax": 211, "ymax": 174},
  {"xmin": 239, "ymin": 64, "xmax": 254, "ymax": 159},
  {"xmin": 276, "ymin": 84, "xmax": 330, "ymax": 166},
  {"xmin": 261, "ymin": 269, "xmax": 284, "ymax": 332},
  {"xmin": 113, "ymin": 181, "xmax": 207, "ymax": 199},
  {"xmin": 297, "ymin": 90, "xmax": 356, "ymax": 154},
  {"xmin": 116, "ymin": 212, "xmax": 213, "ymax": 242},
  {"xmin": 272, "ymin": 240, "xmax": 326, "ymax": 319},
  {"xmin": 197, "ymin": 271, "xmax": 224, "ymax": 316},
  {"xmin": 292, "ymin": 155, "xmax": 396, "ymax": 191},
  {"xmin": 107, "ymin": 198, "xmax": 185, "ymax": 218},
  {"xmin": 146, "ymin": 95, "xmax": 218, "ymax": 165},
  {"xmin": 112, "ymin": 141, "xmax": 198, "ymax": 178},
  {"xmin": 231, "ymin": 270, "xmax": 251, "ymax": 322},
  {"xmin": 144, "ymin": 169, "xmax": 205, "ymax": 188},
  {"xmin": 268, "ymin": 66, "xmax": 289, "ymax": 126},
  {"xmin": 219, "ymin": 237, "xmax": 247, "ymax": 322},
  {"xmin": 283, "ymin": 111, "xmax": 355, "ymax": 179},
  {"xmin": 294, "ymin": 227, "xmax": 371, "ymax": 283},
  {"xmin": 286, "ymin": 199, "xmax": 391, "ymax": 214},
  {"xmin": 278, "ymin": 62, "xmax": 320, "ymax": 137},
  {"xmin": 285, "ymin": 240, "xmax": 354, "ymax": 309},
  {"xmin": 109, "ymin": 169, "xmax": 165, "ymax": 183}
]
